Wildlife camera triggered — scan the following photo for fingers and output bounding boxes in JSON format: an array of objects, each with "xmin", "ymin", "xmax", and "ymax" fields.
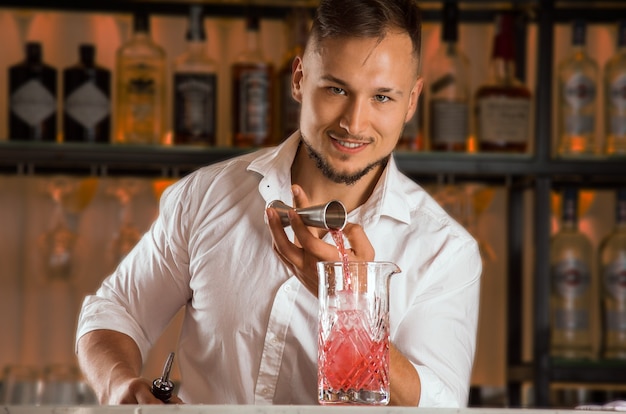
[
  {"xmin": 266, "ymin": 207, "xmax": 305, "ymax": 270},
  {"xmin": 289, "ymin": 209, "xmax": 342, "ymax": 261}
]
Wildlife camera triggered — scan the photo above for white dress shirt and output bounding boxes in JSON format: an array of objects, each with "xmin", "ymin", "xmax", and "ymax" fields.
[{"xmin": 76, "ymin": 133, "xmax": 482, "ymax": 407}]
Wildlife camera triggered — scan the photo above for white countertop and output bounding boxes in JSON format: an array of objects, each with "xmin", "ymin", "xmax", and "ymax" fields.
[{"xmin": 0, "ymin": 406, "xmax": 606, "ymax": 414}]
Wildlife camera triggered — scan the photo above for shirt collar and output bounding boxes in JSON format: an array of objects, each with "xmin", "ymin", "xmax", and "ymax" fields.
[
  {"xmin": 249, "ymin": 132, "xmax": 412, "ymax": 226},
  {"xmin": 356, "ymin": 155, "xmax": 412, "ymax": 227}
]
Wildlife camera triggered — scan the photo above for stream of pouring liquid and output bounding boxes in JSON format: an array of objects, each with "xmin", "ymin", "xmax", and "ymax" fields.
[{"xmin": 330, "ymin": 229, "xmax": 351, "ymax": 291}]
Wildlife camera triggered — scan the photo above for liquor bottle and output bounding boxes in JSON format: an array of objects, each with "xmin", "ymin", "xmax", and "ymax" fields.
[
  {"xmin": 8, "ymin": 42, "xmax": 57, "ymax": 142},
  {"xmin": 557, "ymin": 20, "xmax": 599, "ymax": 156},
  {"xmin": 600, "ymin": 188, "xmax": 626, "ymax": 359},
  {"xmin": 427, "ymin": 0, "xmax": 470, "ymax": 152},
  {"xmin": 475, "ymin": 13, "xmax": 532, "ymax": 153},
  {"xmin": 172, "ymin": 5, "xmax": 217, "ymax": 146},
  {"xmin": 63, "ymin": 44, "xmax": 111, "ymax": 143},
  {"xmin": 115, "ymin": 11, "xmax": 167, "ymax": 144},
  {"xmin": 277, "ymin": 7, "xmax": 309, "ymax": 141},
  {"xmin": 232, "ymin": 14, "xmax": 274, "ymax": 147},
  {"xmin": 604, "ymin": 20, "xmax": 626, "ymax": 155},
  {"xmin": 550, "ymin": 187, "xmax": 594, "ymax": 359}
]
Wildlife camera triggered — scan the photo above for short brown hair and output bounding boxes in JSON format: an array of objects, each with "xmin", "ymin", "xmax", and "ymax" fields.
[{"xmin": 308, "ymin": 0, "xmax": 422, "ymax": 60}]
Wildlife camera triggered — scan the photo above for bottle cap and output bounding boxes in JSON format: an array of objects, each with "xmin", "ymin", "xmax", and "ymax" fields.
[
  {"xmin": 572, "ymin": 20, "xmax": 586, "ymax": 46},
  {"xmin": 441, "ymin": 1, "xmax": 459, "ymax": 42},
  {"xmin": 618, "ymin": 20, "xmax": 626, "ymax": 48},
  {"xmin": 562, "ymin": 187, "xmax": 578, "ymax": 222},
  {"xmin": 79, "ymin": 44, "xmax": 95, "ymax": 65},
  {"xmin": 246, "ymin": 14, "xmax": 260, "ymax": 32},
  {"xmin": 25, "ymin": 42, "xmax": 42, "ymax": 62},
  {"xmin": 186, "ymin": 5, "xmax": 206, "ymax": 41},
  {"xmin": 492, "ymin": 13, "xmax": 515, "ymax": 61},
  {"xmin": 133, "ymin": 11, "xmax": 150, "ymax": 33}
]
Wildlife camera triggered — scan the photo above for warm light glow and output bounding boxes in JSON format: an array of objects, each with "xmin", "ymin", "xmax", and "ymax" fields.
[
  {"xmin": 62, "ymin": 177, "xmax": 99, "ymax": 214},
  {"xmin": 466, "ymin": 134, "xmax": 478, "ymax": 153},
  {"xmin": 152, "ymin": 178, "xmax": 177, "ymax": 200}
]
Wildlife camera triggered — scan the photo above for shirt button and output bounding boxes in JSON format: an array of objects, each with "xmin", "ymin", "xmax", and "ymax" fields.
[
  {"xmin": 271, "ymin": 336, "xmax": 279, "ymax": 344},
  {"xmin": 284, "ymin": 285, "xmax": 292, "ymax": 292},
  {"xmin": 263, "ymin": 388, "xmax": 270, "ymax": 395}
]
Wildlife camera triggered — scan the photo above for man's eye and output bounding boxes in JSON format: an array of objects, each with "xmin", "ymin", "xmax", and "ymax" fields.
[
  {"xmin": 374, "ymin": 95, "xmax": 390, "ymax": 103},
  {"xmin": 329, "ymin": 87, "xmax": 346, "ymax": 95}
]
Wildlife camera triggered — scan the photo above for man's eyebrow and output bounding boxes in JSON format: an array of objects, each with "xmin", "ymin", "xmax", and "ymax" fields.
[
  {"xmin": 321, "ymin": 74, "xmax": 348, "ymax": 86},
  {"xmin": 321, "ymin": 75, "xmax": 404, "ymax": 96}
]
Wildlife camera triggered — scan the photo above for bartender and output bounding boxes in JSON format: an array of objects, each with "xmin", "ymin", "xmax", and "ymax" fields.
[{"xmin": 75, "ymin": 0, "xmax": 482, "ymax": 406}]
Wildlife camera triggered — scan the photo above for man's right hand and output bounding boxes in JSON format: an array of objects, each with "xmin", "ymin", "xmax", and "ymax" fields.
[{"xmin": 77, "ymin": 329, "xmax": 184, "ymax": 405}]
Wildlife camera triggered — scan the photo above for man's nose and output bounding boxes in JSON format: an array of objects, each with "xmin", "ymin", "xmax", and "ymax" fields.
[{"xmin": 339, "ymin": 97, "xmax": 370, "ymax": 136}]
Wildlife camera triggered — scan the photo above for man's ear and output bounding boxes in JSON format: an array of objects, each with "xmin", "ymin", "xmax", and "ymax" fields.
[
  {"xmin": 405, "ymin": 77, "xmax": 424, "ymax": 123},
  {"xmin": 291, "ymin": 56, "xmax": 304, "ymax": 103}
]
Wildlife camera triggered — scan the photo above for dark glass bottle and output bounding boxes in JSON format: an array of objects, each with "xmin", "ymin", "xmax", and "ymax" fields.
[
  {"xmin": 427, "ymin": 0, "xmax": 470, "ymax": 152},
  {"xmin": 232, "ymin": 14, "xmax": 274, "ymax": 147},
  {"xmin": 475, "ymin": 13, "xmax": 532, "ymax": 153},
  {"xmin": 8, "ymin": 42, "xmax": 58, "ymax": 142},
  {"xmin": 63, "ymin": 44, "xmax": 111, "ymax": 143},
  {"xmin": 173, "ymin": 5, "xmax": 218, "ymax": 146}
]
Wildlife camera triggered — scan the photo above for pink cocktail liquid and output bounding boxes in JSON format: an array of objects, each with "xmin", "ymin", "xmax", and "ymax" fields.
[
  {"xmin": 319, "ymin": 308, "xmax": 389, "ymax": 394},
  {"xmin": 320, "ymin": 230, "xmax": 389, "ymax": 404}
]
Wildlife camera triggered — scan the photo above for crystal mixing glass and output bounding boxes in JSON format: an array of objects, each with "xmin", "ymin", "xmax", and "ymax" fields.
[{"xmin": 317, "ymin": 261, "xmax": 401, "ymax": 405}]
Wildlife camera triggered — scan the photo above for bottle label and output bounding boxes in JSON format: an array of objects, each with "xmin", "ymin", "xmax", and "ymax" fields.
[
  {"xmin": 478, "ymin": 97, "xmax": 530, "ymax": 144},
  {"xmin": 238, "ymin": 69, "xmax": 270, "ymax": 136},
  {"xmin": 10, "ymin": 79, "xmax": 56, "ymax": 126},
  {"xmin": 565, "ymin": 114, "xmax": 595, "ymax": 135},
  {"xmin": 606, "ymin": 310, "xmax": 626, "ymax": 332},
  {"xmin": 610, "ymin": 74, "xmax": 626, "ymax": 111},
  {"xmin": 609, "ymin": 74, "xmax": 626, "ymax": 136},
  {"xmin": 430, "ymin": 100, "xmax": 468, "ymax": 144},
  {"xmin": 564, "ymin": 72, "xmax": 596, "ymax": 110},
  {"xmin": 553, "ymin": 308, "xmax": 589, "ymax": 330},
  {"xmin": 552, "ymin": 257, "xmax": 591, "ymax": 299},
  {"xmin": 120, "ymin": 62, "xmax": 162, "ymax": 142},
  {"xmin": 610, "ymin": 115, "xmax": 626, "ymax": 137},
  {"xmin": 604, "ymin": 259, "xmax": 626, "ymax": 300},
  {"xmin": 65, "ymin": 82, "xmax": 110, "ymax": 128},
  {"xmin": 173, "ymin": 73, "xmax": 217, "ymax": 138}
]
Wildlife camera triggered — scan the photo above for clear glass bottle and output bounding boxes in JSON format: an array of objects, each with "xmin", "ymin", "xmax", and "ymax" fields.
[
  {"xmin": 172, "ymin": 5, "xmax": 217, "ymax": 146},
  {"xmin": 277, "ymin": 7, "xmax": 309, "ymax": 141},
  {"xmin": 115, "ymin": 11, "xmax": 167, "ymax": 145},
  {"xmin": 63, "ymin": 44, "xmax": 111, "ymax": 143},
  {"xmin": 232, "ymin": 14, "xmax": 274, "ymax": 147},
  {"xmin": 604, "ymin": 20, "xmax": 626, "ymax": 155},
  {"xmin": 557, "ymin": 20, "xmax": 599, "ymax": 156},
  {"xmin": 8, "ymin": 42, "xmax": 57, "ymax": 142},
  {"xmin": 427, "ymin": 0, "xmax": 470, "ymax": 152},
  {"xmin": 475, "ymin": 13, "xmax": 532, "ymax": 153},
  {"xmin": 550, "ymin": 187, "xmax": 594, "ymax": 359},
  {"xmin": 600, "ymin": 188, "xmax": 626, "ymax": 359}
]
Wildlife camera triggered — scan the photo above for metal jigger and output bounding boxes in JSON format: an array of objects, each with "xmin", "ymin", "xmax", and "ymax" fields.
[{"xmin": 268, "ymin": 200, "xmax": 347, "ymax": 230}]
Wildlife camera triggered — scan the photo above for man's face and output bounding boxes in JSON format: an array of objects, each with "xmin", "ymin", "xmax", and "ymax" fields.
[{"xmin": 292, "ymin": 30, "xmax": 422, "ymax": 185}]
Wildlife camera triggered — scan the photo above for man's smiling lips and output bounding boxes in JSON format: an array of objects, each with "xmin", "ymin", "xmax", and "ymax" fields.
[{"xmin": 329, "ymin": 132, "xmax": 370, "ymax": 151}]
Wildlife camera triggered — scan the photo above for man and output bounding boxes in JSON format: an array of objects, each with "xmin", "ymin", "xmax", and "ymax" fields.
[{"xmin": 76, "ymin": 0, "xmax": 482, "ymax": 407}]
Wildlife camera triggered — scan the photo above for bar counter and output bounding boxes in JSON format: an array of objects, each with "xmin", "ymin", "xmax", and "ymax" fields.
[{"xmin": 0, "ymin": 406, "xmax": 605, "ymax": 414}]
